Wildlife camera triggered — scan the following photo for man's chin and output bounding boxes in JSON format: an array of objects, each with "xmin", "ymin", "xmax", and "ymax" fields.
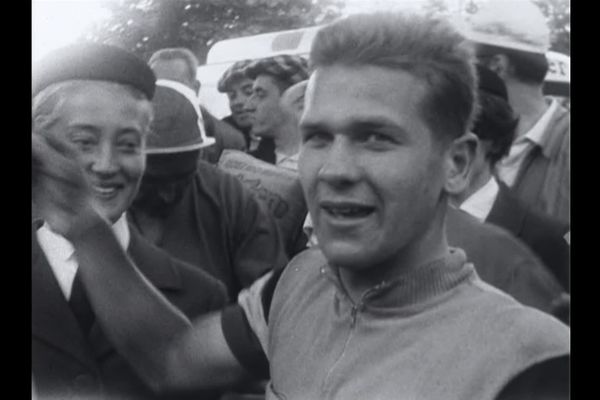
[
  {"xmin": 234, "ymin": 116, "xmax": 252, "ymax": 128},
  {"xmin": 320, "ymin": 242, "xmax": 375, "ymax": 271}
]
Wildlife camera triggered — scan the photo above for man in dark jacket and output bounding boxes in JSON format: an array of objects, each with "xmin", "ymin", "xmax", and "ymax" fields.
[
  {"xmin": 465, "ymin": 0, "xmax": 570, "ymax": 224},
  {"xmin": 131, "ymin": 54, "xmax": 288, "ymax": 298},
  {"xmin": 450, "ymin": 64, "xmax": 569, "ymax": 291}
]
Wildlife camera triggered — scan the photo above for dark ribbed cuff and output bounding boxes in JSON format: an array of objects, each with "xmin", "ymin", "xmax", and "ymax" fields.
[{"xmin": 221, "ymin": 304, "xmax": 270, "ymax": 379}]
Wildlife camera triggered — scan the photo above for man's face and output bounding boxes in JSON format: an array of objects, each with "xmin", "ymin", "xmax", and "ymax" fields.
[
  {"xmin": 245, "ymin": 74, "xmax": 287, "ymax": 138},
  {"xmin": 226, "ymin": 77, "xmax": 254, "ymax": 128},
  {"xmin": 42, "ymin": 82, "xmax": 151, "ymax": 223},
  {"xmin": 133, "ymin": 151, "xmax": 199, "ymax": 217},
  {"xmin": 299, "ymin": 65, "xmax": 448, "ymax": 273}
]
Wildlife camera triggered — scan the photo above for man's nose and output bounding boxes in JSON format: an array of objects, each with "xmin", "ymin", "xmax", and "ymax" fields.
[
  {"xmin": 244, "ymin": 97, "xmax": 256, "ymax": 112},
  {"xmin": 317, "ymin": 138, "xmax": 360, "ymax": 187}
]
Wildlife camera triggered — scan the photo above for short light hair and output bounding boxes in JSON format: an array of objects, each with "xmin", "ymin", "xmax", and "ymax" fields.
[
  {"xmin": 32, "ymin": 80, "xmax": 153, "ymax": 134},
  {"xmin": 310, "ymin": 13, "xmax": 478, "ymax": 142},
  {"xmin": 148, "ymin": 48, "xmax": 199, "ymax": 84}
]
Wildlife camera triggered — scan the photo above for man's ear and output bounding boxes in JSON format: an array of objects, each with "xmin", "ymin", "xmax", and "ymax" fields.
[
  {"xmin": 486, "ymin": 54, "xmax": 512, "ymax": 80},
  {"xmin": 444, "ymin": 132, "xmax": 478, "ymax": 196},
  {"xmin": 193, "ymin": 80, "xmax": 201, "ymax": 96}
]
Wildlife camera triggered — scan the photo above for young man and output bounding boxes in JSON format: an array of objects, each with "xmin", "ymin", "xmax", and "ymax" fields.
[
  {"xmin": 31, "ymin": 43, "xmax": 227, "ymax": 399},
  {"xmin": 465, "ymin": 0, "xmax": 570, "ymax": 224},
  {"xmin": 450, "ymin": 64, "xmax": 570, "ymax": 291},
  {"xmin": 243, "ymin": 55, "xmax": 309, "ymax": 166},
  {"xmin": 217, "ymin": 59, "xmax": 256, "ymax": 149},
  {"xmin": 33, "ymin": 13, "xmax": 569, "ymax": 400}
]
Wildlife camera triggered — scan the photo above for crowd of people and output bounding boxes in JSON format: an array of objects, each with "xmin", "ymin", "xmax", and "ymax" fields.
[{"xmin": 31, "ymin": 1, "xmax": 569, "ymax": 399}]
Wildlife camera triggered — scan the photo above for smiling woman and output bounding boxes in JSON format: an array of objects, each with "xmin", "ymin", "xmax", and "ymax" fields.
[{"xmin": 32, "ymin": 0, "xmax": 111, "ymax": 63}]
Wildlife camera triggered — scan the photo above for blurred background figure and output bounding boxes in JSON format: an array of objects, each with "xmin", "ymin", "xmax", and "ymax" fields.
[
  {"xmin": 149, "ymin": 48, "xmax": 246, "ymax": 164},
  {"xmin": 465, "ymin": 0, "xmax": 570, "ymax": 224},
  {"xmin": 130, "ymin": 63, "xmax": 288, "ymax": 299},
  {"xmin": 242, "ymin": 55, "xmax": 309, "ymax": 165},
  {"xmin": 450, "ymin": 64, "xmax": 570, "ymax": 292},
  {"xmin": 218, "ymin": 59, "xmax": 257, "ymax": 150}
]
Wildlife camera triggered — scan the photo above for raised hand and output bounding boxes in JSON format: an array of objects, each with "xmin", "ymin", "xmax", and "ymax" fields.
[{"xmin": 32, "ymin": 133, "xmax": 105, "ymax": 239}]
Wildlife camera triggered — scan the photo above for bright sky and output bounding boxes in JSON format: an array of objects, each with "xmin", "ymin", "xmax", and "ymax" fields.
[{"xmin": 32, "ymin": 0, "xmax": 112, "ymax": 62}]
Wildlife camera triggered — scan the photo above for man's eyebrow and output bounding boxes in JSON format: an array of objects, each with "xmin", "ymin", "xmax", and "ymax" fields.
[{"xmin": 300, "ymin": 116, "xmax": 399, "ymax": 131}]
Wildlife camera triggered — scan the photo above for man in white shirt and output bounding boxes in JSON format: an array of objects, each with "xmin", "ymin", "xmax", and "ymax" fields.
[
  {"xmin": 465, "ymin": 0, "xmax": 570, "ymax": 223},
  {"xmin": 31, "ymin": 43, "xmax": 227, "ymax": 400},
  {"xmin": 450, "ymin": 64, "xmax": 570, "ymax": 292}
]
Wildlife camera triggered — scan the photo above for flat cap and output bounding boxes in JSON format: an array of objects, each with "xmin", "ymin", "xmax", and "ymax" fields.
[
  {"xmin": 217, "ymin": 59, "xmax": 253, "ymax": 93},
  {"xmin": 244, "ymin": 55, "xmax": 309, "ymax": 86},
  {"xmin": 32, "ymin": 42, "xmax": 156, "ymax": 99},
  {"xmin": 476, "ymin": 64, "xmax": 508, "ymax": 101}
]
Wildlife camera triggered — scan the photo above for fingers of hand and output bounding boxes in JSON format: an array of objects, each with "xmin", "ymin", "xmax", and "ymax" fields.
[{"xmin": 32, "ymin": 134, "xmax": 86, "ymax": 189}]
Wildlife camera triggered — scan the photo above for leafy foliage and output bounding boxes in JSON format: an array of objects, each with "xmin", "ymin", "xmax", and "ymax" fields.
[{"xmin": 84, "ymin": 0, "xmax": 344, "ymax": 63}]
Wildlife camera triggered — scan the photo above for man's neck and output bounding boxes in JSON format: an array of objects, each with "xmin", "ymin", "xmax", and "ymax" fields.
[
  {"xmin": 273, "ymin": 124, "xmax": 301, "ymax": 156},
  {"xmin": 507, "ymin": 82, "xmax": 549, "ymax": 138},
  {"xmin": 338, "ymin": 205, "xmax": 449, "ymax": 303}
]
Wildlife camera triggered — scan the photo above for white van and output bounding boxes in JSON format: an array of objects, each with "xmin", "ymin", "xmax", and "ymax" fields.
[{"xmin": 197, "ymin": 26, "xmax": 570, "ymax": 118}]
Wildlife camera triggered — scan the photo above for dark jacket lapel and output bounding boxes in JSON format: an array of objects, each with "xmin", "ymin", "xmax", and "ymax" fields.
[
  {"xmin": 487, "ymin": 182, "xmax": 527, "ymax": 237},
  {"xmin": 32, "ymin": 224, "xmax": 98, "ymax": 372}
]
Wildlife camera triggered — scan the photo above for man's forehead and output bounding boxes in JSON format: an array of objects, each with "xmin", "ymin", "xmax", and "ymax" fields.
[
  {"xmin": 231, "ymin": 77, "xmax": 253, "ymax": 87},
  {"xmin": 253, "ymin": 74, "xmax": 280, "ymax": 89}
]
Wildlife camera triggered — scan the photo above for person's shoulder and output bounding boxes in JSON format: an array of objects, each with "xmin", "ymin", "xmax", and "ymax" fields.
[
  {"xmin": 194, "ymin": 159, "xmax": 245, "ymax": 196},
  {"xmin": 286, "ymin": 247, "xmax": 328, "ymax": 270},
  {"xmin": 127, "ymin": 224, "xmax": 227, "ymax": 305},
  {"xmin": 523, "ymin": 205, "xmax": 570, "ymax": 240},
  {"xmin": 470, "ymin": 285, "xmax": 569, "ymax": 353},
  {"xmin": 448, "ymin": 206, "xmax": 529, "ymax": 252},
  {"xmin": 274, "ymin": 248, "xmax": 329, "ymax": 290}
]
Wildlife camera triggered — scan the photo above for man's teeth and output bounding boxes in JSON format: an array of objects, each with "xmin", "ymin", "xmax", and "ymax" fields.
[
  {"xmin": 325, "ymin": 206, "xmax": 372, "ymax": 217},
  {"xmin": 93, "ymin": 186, "xmax": 118, "ymax": 195}
]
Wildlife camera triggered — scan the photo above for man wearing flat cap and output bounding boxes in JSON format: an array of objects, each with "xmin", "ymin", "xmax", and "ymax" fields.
[
  {"xmin": 242, "ymin": 54, "xmax": 309, "ymax": 165},
  {"xmin": 218, "ymin": 59, "xmax": 257, "ymax": 149},
  {"xmin": 31, "ymin": 42, "xmax": 228, "ymax": 400},
  {"xmin": 130, "ymin": 50, "xmax": 289, "ymax": 300},
  {"xmin": 464, "ymin": 0, "xmax": 570, "ymax": 225}
]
